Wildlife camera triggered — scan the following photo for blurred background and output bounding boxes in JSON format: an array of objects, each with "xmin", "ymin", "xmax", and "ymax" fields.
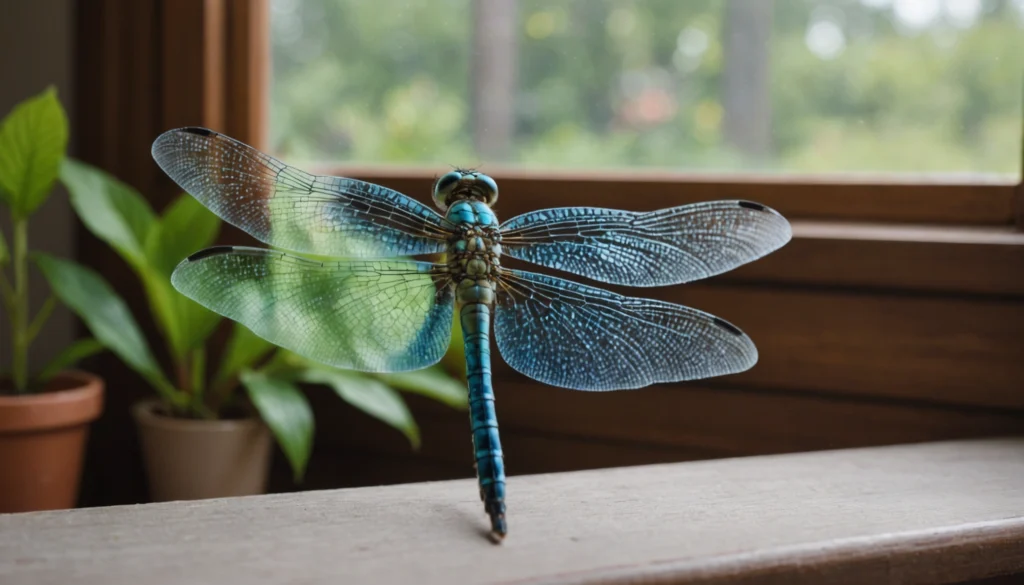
[{"xmin": 270, "ymin": 0, "xmax": 1023, "ymax": 176}]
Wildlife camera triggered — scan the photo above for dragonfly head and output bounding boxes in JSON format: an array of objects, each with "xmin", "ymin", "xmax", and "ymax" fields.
[{"xmin": 432, "ymin": 170, "xmax": 499, "ymax": 211}]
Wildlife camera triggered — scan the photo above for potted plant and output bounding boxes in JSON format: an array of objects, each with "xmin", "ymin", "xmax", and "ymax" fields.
[
  {"xmin": 58, "ymin": 158, "xmax": 467, "ymax": 501},
  {"xmin": 0, "ymin": 88, "xmax": 141, "ymax": 512}
]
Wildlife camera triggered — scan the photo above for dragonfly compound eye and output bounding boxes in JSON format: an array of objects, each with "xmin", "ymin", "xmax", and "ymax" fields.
[
  {"xmin": 433, "ymin": 171, "xmax": 463, "ymax": 210},
  {"xmin": 473, "ymin": 173, "xmax": 499, "ymax": 206}
]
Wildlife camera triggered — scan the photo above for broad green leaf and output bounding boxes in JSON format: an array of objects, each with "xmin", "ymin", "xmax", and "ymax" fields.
[
  {"xmin": 61, "ymin": 158, "xmax": 156, "ymax": 271},
  {"xmin": 0, "ymin": 87, "xmax": 68, "ymax": 218},
  {"xmin": 138, "ymin": 193, "xmax": 222, "ymax": 359},
  {"xmin": 379, "ymin": 366, "xmax": 467, "ymax": 409},
  {"xmin": 33, "ymin": 253, "xmax": 180, "ymax": 405},
  {"xmin": 145, "ymin": 193, "xmax": 220, "ymax": 277},
  {"xmin": 303, "ymin": 368, "xmax": 420, "ymax": 449},
  {"xmin": 215, "ymin": 322, "xmax": 275, "ymax": 385},
  {"xmin": 37, "ymin": 338, "xmax": 105, "ymax": 382},
  {"xmin": 0, "ymin": 227, "xmax": 7, "ymax": 265},
  {"xmin": 138, "ymin": 263, "xmax": 220, "ymax": 363},
  {"xmin": 242, "ymin": 369, "xmax": 313, "ymax": 481},
  {"xmin": 59, "ymin": 159, "xmax": 215, "ymax": 362}
]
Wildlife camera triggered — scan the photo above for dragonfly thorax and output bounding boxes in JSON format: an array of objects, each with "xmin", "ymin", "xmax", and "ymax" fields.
[{"xmin": 446, "ymin": 200, "xmax": 502, "ymax": 305}]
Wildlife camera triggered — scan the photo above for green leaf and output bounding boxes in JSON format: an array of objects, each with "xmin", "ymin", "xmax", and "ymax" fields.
[
  {"xmin": 142, "ymin": 193, "xmax": 223, "ymax": 360},
  {"xmin": 145, "ymin": 193, "xmax": 220, "ymax": 277},
  {"xmin": 152, "ymin": 272, "xmax": 221, "ymax": 362},
  {"xmin": 61, "ymin": 158, "xmax": 156, "ymax": 271},
  {"xmin": 37, "ymin": 338, "xmax": 105, "ymax": 382},
  {"xmin": 134, "ymin": 193, "xmax": 222, "ymax": 361},
  {"xmin": 242, "ymin": 369, "xmax": 313, "ymax": 481},
  {"xmin": 0, "ymin": 87, "xmax": 68, "ymax": 218},
  {"xmin": 303, "ymin": 368, "xmax": 420, "ymax": 450},
  {"xmin": 378, "ymin": 366, "xmax": 468, "ymax": 409},
  {"xmin": 215, "ymin": 322, "xmax": 276, "ymax": 385},
  {"xmin": 59, "ymin": 159, "xmax": 217, "ymax": 362},
  {"xmin": 33, "ymin": 253, "xmax": 181, "ymax": 406}
]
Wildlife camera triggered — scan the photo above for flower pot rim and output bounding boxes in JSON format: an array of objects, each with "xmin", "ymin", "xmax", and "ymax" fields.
[
  {"xmin": 0, "ymin": 370, "xmax": 105, "ymax": 433},
  {"xmin": 132, "ymin": 399, "xmax": 266, "ymax": 434}
]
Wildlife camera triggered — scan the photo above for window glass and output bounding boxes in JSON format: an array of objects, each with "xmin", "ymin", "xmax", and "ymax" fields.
[{"xmin": 271, "ymin": 0, "xmax": 1024, "ymax": 177}]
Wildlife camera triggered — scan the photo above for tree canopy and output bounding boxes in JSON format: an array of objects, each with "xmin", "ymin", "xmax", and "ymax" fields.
[{"xmin": 270, "ymin": 0, "xmax": 1024, "ymax": 177}]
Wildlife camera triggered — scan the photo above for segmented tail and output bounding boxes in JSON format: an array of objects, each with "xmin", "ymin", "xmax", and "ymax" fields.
[{"xmin": 460, "ymin": 302, "xmax": 506, "ymax": 541}]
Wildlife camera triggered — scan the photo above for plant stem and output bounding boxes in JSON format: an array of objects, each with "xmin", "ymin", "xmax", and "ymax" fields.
[
  {"xmin": 11, "ymin": 219, "xmax": 29, "ymax": 393},
  {"xmin": 26, "ymin": 295, "xmax": 56, "ymax": 343}
]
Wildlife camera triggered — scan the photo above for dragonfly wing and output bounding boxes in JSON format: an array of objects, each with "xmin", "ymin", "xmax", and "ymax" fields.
[
  {"xmin": 499, "ymin": 201, "xmax": 791, "ymax": 287},
  {"xmin": 153, "ymin": 128, "xmax": 452, "ymax": 258},
  {"xmin": 171, "ymin": 246, "xmax": 454, "ymax": 372},
  {"xmin": 494, "ymin": 268, "xmax": 756, "ymax": 390}
]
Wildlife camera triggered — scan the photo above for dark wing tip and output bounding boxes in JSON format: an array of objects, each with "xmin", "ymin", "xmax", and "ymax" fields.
[
  {"xmin": 738, "ymin": 200, "xmax": 767, "ymax": 212},
  {"xmin": 186, "ymin": 246, "xmax": 236, "ymax": 262},
  {"xmin": 181, "ymin": 126, "xmax": 216, "ymax": 137},
  {"xmin": 712, "ymin": 316, "xmax": 745, "ymax": 337}
]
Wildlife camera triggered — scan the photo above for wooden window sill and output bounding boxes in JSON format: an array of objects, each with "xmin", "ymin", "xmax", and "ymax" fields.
[{"xmin": 2, "ymin": 438, "xmax": 1022, "ymax": 585}]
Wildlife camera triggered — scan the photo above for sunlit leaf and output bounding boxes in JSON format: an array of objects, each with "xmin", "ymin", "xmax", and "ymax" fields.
[
  {"xmin": 33, "ymin": 253, "xmax": 180, "ymax": 405},
  {"xmin": 215, "ymin": 322, "xmax": 276, "ymax": 385},
  {"xmin": 58, "ymin": 159, "xmax": 212, "ymax": 359},
  {"xmin": 379, "ymin": 365, "xmax": 467, "ymax": 409},
  {"xmin": 145, "ymin": 193, "xmax": 220, "ymax": 277},
  {"xmin": 242, "ymin": 369, "xmax": 313, "ymax": 481},
  {"xmin": 37, "ymin": 338, "xmax": 105, "ymax": 382},
  {"xmin": 0, "ymin": 87, "xmax": 68, "ymax": 218},
  {"xmin": 62, "ymin": 158, "xmax": 156, "ymax": 271},
  {"xmin": 303, "ymin": 367, "xmax": 420, "ymax": 449}
]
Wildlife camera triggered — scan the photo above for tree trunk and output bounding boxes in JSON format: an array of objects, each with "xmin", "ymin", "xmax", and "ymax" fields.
[
  {"xmin": 721, "ymin": 0, "xmax": 774, "ymax": 160},
  {"xmin": 472, "ymin": 0, "xmax": 518, "ymax": 161}
]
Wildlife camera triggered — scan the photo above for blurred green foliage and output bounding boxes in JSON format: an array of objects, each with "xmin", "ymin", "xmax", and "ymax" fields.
[{"xmin": 270, "ymin": 0, "xmax": 1023, "ymax": 176}]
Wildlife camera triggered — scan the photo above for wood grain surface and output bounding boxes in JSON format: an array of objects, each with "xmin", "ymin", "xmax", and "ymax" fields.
[{"xmin": 3, "ymin": 439, "xmax": 1022, "ymax": 585}]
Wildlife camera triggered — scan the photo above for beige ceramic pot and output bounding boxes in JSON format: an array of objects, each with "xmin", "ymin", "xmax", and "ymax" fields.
[
  {"xmin": 0, "ymin": 371, "xmax": 104, "ymax": 513},
  {"xmin": 132, "ymin": 400, "xmax": 272, "ymax": 501}
]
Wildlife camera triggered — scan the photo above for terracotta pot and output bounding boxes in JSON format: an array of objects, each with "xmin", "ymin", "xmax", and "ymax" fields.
[
  {"xmin": 132, "ymin": 400, "xmax": 272, "ymax": 501},
  {"xmin": 0, "ymin": 371, "xmax": 104, "ymax": 513}
]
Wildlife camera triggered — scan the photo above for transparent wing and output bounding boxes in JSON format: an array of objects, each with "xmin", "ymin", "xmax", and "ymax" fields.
[
  {"xmin": 494, "ymin": 268, "xmax": 756, "ymax": 390},
  {"xmin": 499, "ymin": 201, "xmax": 791, "ymax": 287},
  {"xmin": 152, "ymin": 128, "xmax": 452, "ymax": 258},
  {"xmin": 171, "ymin": 246, "xmax": 454, "ymax": 372}
]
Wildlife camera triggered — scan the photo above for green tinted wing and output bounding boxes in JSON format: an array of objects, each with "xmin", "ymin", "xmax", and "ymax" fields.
[{"xmin": 171, "ymin": 247, "xmax": 454, "ymax": 372}]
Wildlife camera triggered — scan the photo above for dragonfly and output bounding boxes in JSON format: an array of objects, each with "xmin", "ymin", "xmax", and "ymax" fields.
[{"xmin": 152, "ymin": 127, "xmax": 791, "ymax": 542}]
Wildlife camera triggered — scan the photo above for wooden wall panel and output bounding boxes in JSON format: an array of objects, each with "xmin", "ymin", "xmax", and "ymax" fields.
[
  {"xmin": 280, "ymin": 385, "xmax": 1023, "ymax": 493},
  {"xmin": 667, "ymin": 286, "xmax": 1024, "ymax": 409},
  {"xmin": 727, "ymin": 223, "xmax": 1024, "ymax": 296}
]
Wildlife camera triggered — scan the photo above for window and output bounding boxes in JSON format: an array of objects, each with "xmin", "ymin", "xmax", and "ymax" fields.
[{"xmin": 270, "ymin": 0, "xmax": 1023, "ymax": 180}]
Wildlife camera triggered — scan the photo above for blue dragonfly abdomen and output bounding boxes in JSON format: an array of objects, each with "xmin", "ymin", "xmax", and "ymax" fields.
[{"xmin": 444, "ymin": 189, "xmax": 508, "ymax": 540}]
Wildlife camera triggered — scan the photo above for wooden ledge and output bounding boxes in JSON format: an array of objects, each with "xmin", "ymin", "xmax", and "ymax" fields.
[{"xmin": 2, "ymin": 439, "xmax": 1022, "ymax": 585}]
